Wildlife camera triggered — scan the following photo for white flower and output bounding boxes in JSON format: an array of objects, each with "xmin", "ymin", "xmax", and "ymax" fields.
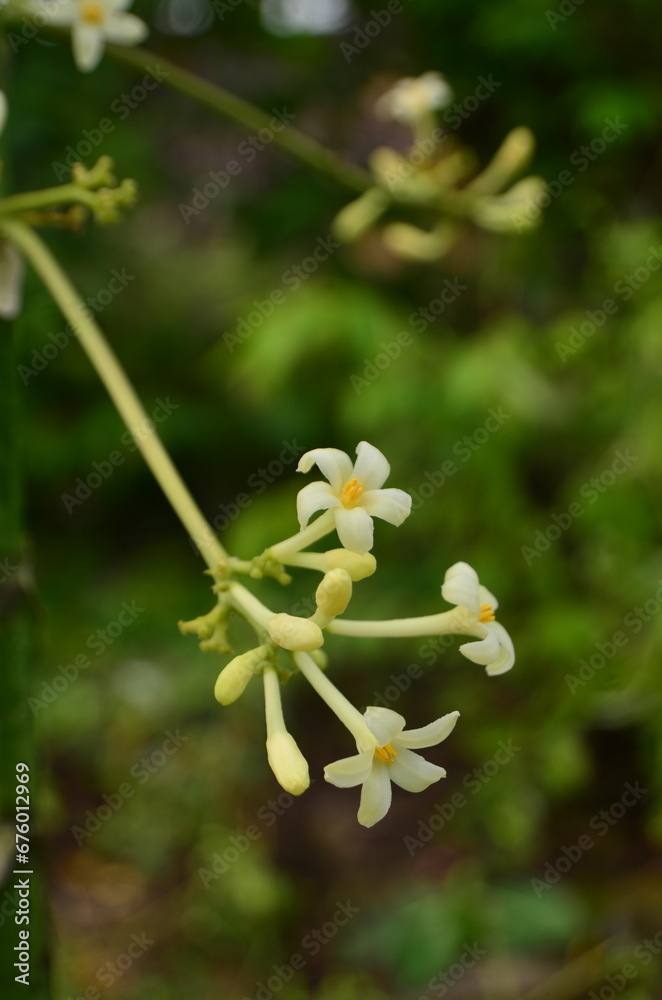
[
  {"xmin": 296, "ymin": 441, "xmax": 412, "ymax": 555},
  {"xmin": 441, "ymin": 562, "xmax": 515, "ymax": 676},
  {"xmin": 43, "ymin": 0, "xmax": 148, "ymax": 73},
  {"xmin": 324, "ymin": 706, "xmax": 459, "ymax": 828},
  {"xmin": 375, "ymin": 72, "xmax": 453, "ymax": 125}
]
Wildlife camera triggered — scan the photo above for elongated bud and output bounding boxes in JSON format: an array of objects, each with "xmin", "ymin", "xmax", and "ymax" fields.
[
  {"xmin": 316, "ymin": 569, "xmax": 353, "ymax": 619},
  {"xmin": 382, "ymin": 222, "xmax": 452, "ymax": 262},
  {"xmin": 268, "ymin": 614, "xmax": 324, "ymax": 652},
  {"xmin": 266, "ymin": 731, "xmax": 310, "ymax": 796},
  {"xmin": 321, "ymin": 549, "xmax": 377, "ymax": 581},
  {"xmin": 214, "ymin": 645, "xmax": 269, "ymax": 705},
  {"xmin": 332, "ymin": 188, "xmax": 389, "ymax": 242}
]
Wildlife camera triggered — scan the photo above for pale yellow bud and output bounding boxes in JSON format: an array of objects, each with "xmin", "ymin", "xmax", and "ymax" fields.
[
  {"xmin": 266, "ymin": 731, "xmax": 310, "ymax": 796},
  {"xmin": 320, "ymin": 549, "xmax": 377, "ymax": 581},
  {"xmin": 332, "ymin": 187, "xmax": 389, "ymax": 242},
  {"xmin": 267, "ymin": 614, "xmax": 324, "ymax": 652},
  {"xmin": 382, "ymin": 222, "xmax": 452, "ymax": 262},
  {"xmin": 315, "ymin": 569, "xmax": 353, "ymax": 618},
  {"xmin": 214, "ymin": 645, "xmax": 269, "ymax": 705}
]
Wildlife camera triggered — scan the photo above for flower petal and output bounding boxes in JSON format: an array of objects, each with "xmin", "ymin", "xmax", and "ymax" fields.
[
  {"xmin": 458, "ymin": 627, "xmax": 501, "ymax": 665},
  {"xmin": 352, "ymin": 441, "xmax": 391, "ymax": 490},
  {"xmin": 297, "ymin": 448, "xmax": 353, "ymax": 492},
  {"xmin": 72, "ymin": 23, "xmax": 105, "ymax": 71},
  {"xmin": 362, "ymin": 487, "xmax": 412, "ymax": 526},
  {"xmin": 296, "ymin": 480, "xmax": 341, "ymax": 528},
  {"xmin": 324, "ymin": 750, "xmax": 374, "ymax": 788},
  {"xmin": 398, "ymin": 711, "xmax": 460, "ymax": 749},
  {"xmin": 478, "ymin": 584, "xmax": 499, "ymax": 611},
  {"xmin": 389, "ymin": 747, "xmax": 446, "ymax": 792},
  {"xmin": 42, "ymin": 0, "xmax": 77, "ymax": 25},
  {"xmin": 364, "ymin": 706, "xmax": 406, "ymax": 746},
  {"xmin": 441, "ymin": 561, "xmax": 481, "ymax": 614},
  {"xmin": 485, "ymin": 622, "xmax": 515, "ymax": 676},
  {"xmin": 357, "ymin": 762, "xmax": 392, "ymax": 827},
  {"xmin": 334, "ymin": 506, "xmax": 374, "ymax": 554},
  {"xmin": 104, "ymin": 11, "xmax": 149, "ymax": 45}
]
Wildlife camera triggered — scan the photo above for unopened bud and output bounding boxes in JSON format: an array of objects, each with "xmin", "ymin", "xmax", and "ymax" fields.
[
  {"xmin": 332, "ymin": 187, "xmax": 389, "ymax": 242},
  {"xmin": 321, "ymin": 549, "xmax": 377, "ymax": 581},
  {"xmin": 268, "ymin": 613, "xmax": 324, "ymax": 652},
  {"xmin": 266, "ymin": 731, "xmax": 310, "ymax": 796},
  {"xmin": 315, "ymin": 569, "xmax": 353, "ymax": 618},
  {"xmin": 214, "ymin": 645, "xmax": 269, "ymax": 705}
]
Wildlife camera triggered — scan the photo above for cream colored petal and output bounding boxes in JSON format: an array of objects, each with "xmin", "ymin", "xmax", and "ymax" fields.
[
  {"xmin": 389, "ymin": 747, "xmax": 446, "ymax": 792},
  {"xmin": 357, "ymin": 762, "xmax": 392, "ymax": 827},
  {"xmin": 398, "ymin": 711, "xmax": 460, "ymax": 749},
  {"xmin": 72, "ymin": 23, "xmax": 105, "ymax": 71},
  {"xmin": 458, "ymin": 628, "xmax": 501, "ymax": 666},
  {"xmin": 334, "ymin": 506, "xmax": 374, "ymax": 554},
  {"xmin": 42, "ymin": 0, "xmax": 77, "ymax": 25},
  {"xmin": 364, "ymin": 706, "xmax": 406, "ymax": 746},
  {"xmin": 441, "ymin": 561, "xmax": 481, "ymax": 614},
  {"xmin": 478, "ymin": 584, "xmax": 499, "ymax": 611},
  {"xmin": 485, "ymin": 622, "xmax": 515, "ymax": 675},
  {"xmin": 297, "ymin": 447, "xmax": 353, "ymax": 492},
  {"xmin": 296, "ymin": 480, "xmax": 341, "ymax": 527},
  {"xmin": 104, "ymin": 11, "xmax": 149, "ymax": 45},
  {"xmin": 352, "ymin": 440, "xmax": 390, "ymax": 490},
  {"xmin": 361, "ymin": 487, "xmax": 411, "ymax": 526},
  {"xmin": 324, "ymin": 750, "xmax": 374, "ymax": 788}
]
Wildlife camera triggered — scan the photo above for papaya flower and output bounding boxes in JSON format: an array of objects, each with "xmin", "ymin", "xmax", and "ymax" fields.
[{"xmin": 41, "ymin": 0, "xmax": 148, "ymax": 72}]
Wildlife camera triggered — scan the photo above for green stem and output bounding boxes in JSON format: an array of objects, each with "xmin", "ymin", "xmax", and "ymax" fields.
[
  {"xmin": 293, "ymin": 651, "xmax": 377, "ymax": 751},
  {"xmin": 106, "ymin": 45, "xmax": 372, "ymax": 194},
  {"xmin": 0, "ymin": 184, "xmax": 96, "ymax": 216},
  {"xmin": 328, "ymin": 609, "xmax": 480, "ymax": 639},
  {"xmin": 0, "ymin": 219, "xmax": 226, "ymax": 571}
]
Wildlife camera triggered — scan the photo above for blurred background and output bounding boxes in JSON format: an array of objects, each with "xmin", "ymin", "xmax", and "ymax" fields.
[{"xmin": 4, "ymin": 0, "xmax": 662, "ymax": 996}]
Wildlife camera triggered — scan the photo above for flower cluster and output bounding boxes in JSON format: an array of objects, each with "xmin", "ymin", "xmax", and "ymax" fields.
[
  {"xmin": 38, "ymin": 0, "xmax": 148, "ymax": 72},
  {"xmin": 333, "ymin": 71, "xmax": 546, "ymax": 262},
  {"xmin": 180, "ymin": 441, "xmax": 515, "ymax": 828}
]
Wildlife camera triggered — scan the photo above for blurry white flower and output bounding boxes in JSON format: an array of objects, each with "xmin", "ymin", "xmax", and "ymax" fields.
[
  {"xmin": 376, "ymin": 72, "xmax": 453, "ymax": 125},
  {"xmin": 441, "ymin": 562, "xmax": 515, "ymax": 675},
  {"xmin": 42, "ymin": 0, "xmax": 148, "ymax": 72},
  {"xmin": 297, "ymin": 441, "xmax": 412, "ymax": 555},
  {"xmin": 325, "ymin": 706, "xmax": 459, "ymax": 827}
]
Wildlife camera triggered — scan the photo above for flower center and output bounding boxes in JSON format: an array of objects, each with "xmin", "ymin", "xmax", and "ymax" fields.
[
  {"xmin": 479, "ymin": 603, "xmax": 496, "ymax": 623},
  {"xmin": 374, "ymin": 743, "xmax": 398, "ymax": 764},
  {"xmin": 80, "ymin": 1, "xmax": 104, "ymax": 24},
  {"xmin": 340, "ymin": 477, "xmax": 364, "ymax": 509}
]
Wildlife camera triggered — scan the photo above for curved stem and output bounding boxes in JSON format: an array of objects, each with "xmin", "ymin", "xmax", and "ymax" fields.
[
  {"xmin": 269, "ymin": 510, "xmax": 336, "ymax": 561},
  {"xmin": 1, "ymin": 219, "xmax": 226, "ymax": 570},
  {"xmin": 293, "ymin": 651, "xmax": 377, "ymax": 751},
  {"xmin": 0, "ymin": 183, "xmax": 97, "ymax": 216},
  {"xmin": 106, "ymin": 45, "xmax": 372, "ymax": 194}
]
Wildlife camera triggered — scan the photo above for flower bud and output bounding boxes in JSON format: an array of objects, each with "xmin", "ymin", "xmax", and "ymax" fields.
[
  {"xmin": 382, "ymin": 222, "xmax": 452, "ymax": 262},
  {"xmin": 315, "ymin": 569, "xmax": 353, "ymax": 618},
  {"xmin": 332, "ymin": 188, "xmax": 388, "ymax": 242},
  {"xmin": 266, "ymin": 731, "xmax": 310, "ymax": 796},
  {"xmin": 214, "ymin": 645, "xmax": 269, "ymax": 705},
  {"xmin": 321, "ymin": 549, "xmax": 376, "ymax": 581},
  {"xmin": 267, "ymin": 614, "xmax": 324, "ymax": 652}
]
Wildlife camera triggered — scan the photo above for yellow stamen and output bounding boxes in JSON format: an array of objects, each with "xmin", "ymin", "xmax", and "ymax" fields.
[
  {"xmin": 479, "ymin": 603, "xmax": 496, "ymax": 623},
  {"xmin": 340, "ymin": 477, "xmax": 365, "ymax": 509},
  {"xmin": 80, "ymin": 1, "xmax": 104, "ymax": 24},
  {"xmin": 374, "ymin": 743, "xmax": 398, "ymax": 764}
]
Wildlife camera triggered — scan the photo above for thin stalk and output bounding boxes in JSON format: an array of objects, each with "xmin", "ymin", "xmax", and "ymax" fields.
[
  {"xmin": 106, "ymin": 45, "xmax": 372, "ymax": 194},
  {"xmin": 293, "ymin": 651, "xmax": 377, "ymax": 751},
  {"xmin": 328, "ymin": 609, "xmax": 474, "ymax": 638},
  {"xmin": 0, "ymin": 184, "xmax": 97, "ymax": 215},
  {"xmin": 269, "ymin": 510, "xmax": 335, "ymax": 561},
  {"xmin": 0, "ymin": 219, "xmax": 225, "ymax": 571}
]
